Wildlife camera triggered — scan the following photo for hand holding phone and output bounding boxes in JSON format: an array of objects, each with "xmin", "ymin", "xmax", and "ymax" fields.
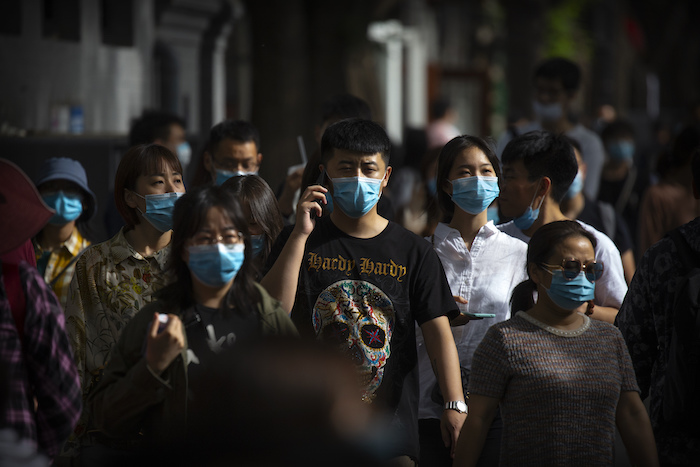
[
  {"xmin": 157, "ymin": 313, "xmax": 169, "ymax": 333},
  {"xmin": 460, "ymin": 311, "xmax": 496, "ymax": 320},
  {"xmin": 145, "ymin": 313, "xmax": 185, "ymax": 375},
  {"xmin": 309, "ymin": 170, "xmax": 327, "ymax": 220}
]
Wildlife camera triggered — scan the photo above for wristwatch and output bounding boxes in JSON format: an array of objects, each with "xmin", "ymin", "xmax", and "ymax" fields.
[{"xmin": 445, "ymin": 400, "xmax": 468, "ymax": 414}]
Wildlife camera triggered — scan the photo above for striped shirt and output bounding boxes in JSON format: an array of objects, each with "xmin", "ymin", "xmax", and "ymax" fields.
[
  {"xmin": 470, "ymin": 312, "xmax": 639, "ymax": 466},
  {"xmin": 33, "ymin": 228, "xmax": 90, "ymax": 309}
]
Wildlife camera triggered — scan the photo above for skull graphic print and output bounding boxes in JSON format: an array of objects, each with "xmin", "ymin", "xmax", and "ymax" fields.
[{"xmin": 313, "ymin": 280, "xmax": 395, "ymax": 402}]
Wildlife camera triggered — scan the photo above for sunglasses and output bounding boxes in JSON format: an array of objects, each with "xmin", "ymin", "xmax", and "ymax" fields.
[{"xmin": 540, "ymin": 259, "xmax": 604, "ymax": 282}]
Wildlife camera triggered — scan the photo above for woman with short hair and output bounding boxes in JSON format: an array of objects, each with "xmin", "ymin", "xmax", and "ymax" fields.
[{"xmin": 61, "ymin": 144, "xmax": 186, "ymax": 462}]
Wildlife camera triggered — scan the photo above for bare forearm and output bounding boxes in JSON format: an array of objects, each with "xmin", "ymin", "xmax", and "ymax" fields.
[
  {"xmin": 621, "ymin": 249, "xmax": 636, "ymax": 285},
  {"xmin": 590, "ymin": 305, "xmax": 618, "ymax": 324},
  {"xmin": 453, "ymin": 415, "xmax": 490, "ymax": 466},
  {"xmin": 421, "ymin": 316, "xmax": 463, "ymax": 402},
  {"xmin": 616, "ymin": 391, "xmax": 659, "ymax": 467},
  {"xmin": 260, "ymin": 230, "xmax": 308, "ymax": 313}
]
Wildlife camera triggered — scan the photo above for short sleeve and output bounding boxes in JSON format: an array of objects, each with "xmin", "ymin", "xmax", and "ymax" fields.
[
  {"xmin": 613, "ymin": 327, "xmax": 641, "ymax": 394},
  {"xmin": 410, "ymin": 246, "xmax": 458, "ymax": 326},
  {"xmin": 468, "ymin": 325, "xmax": 510, "ymax": 399}
]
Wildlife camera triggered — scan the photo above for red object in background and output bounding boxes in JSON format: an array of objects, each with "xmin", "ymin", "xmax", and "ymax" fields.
[{"xmin": 625, "ymin": 16, "xmax": 645, "ymax": 52}]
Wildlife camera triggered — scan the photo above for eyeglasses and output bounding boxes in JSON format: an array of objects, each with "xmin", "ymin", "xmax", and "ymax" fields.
[
  {"xmin": 540, "ymin": 259, "xmax": 604, "ymax": 283},
  {"xmin": 190, "ymin": 231, "xmax": 244, "ymax": 246}
]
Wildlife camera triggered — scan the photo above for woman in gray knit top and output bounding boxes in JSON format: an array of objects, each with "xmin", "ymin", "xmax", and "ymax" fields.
[{"xmin": 453, "ymin": 220, "xmax": 658, "ymax": 466}]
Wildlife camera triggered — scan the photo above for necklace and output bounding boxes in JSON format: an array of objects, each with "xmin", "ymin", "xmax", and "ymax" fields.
[{"xmin": 517, "ymin": 311, "xmax": 590, "ymax": 337}]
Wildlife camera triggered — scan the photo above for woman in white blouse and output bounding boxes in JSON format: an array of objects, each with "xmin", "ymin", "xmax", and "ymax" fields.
[{"xmin": 417, "ymin": 135, "xmax": 528, "ymax": 466}]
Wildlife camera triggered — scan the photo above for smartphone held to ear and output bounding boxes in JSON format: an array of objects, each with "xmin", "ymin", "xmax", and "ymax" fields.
[{"xmin": 310, "ymin": 171, "xmax": 327, "ymax": 220}]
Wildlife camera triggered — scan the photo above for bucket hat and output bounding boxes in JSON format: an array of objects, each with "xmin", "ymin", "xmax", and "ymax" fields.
[
  {"xmin": 34, "ymin": 157, "xmax": 97, "ymax": 220},
  {"xmin": 0, "ymin": 159, "xmax": 54, "ymax": 256}
]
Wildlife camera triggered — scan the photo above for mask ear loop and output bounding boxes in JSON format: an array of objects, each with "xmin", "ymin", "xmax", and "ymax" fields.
[
  {"xmin": 125, "ymin": 189, "xmax": 147, "ymax": 218},
  {"xmin": 529, "ymin": 179, "xmax": 545, "ymax": 211}
]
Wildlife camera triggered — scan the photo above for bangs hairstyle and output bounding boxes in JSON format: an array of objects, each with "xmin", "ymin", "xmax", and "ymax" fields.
[
  {"xmin": 161, "ymin": 184, "xmax": 260, "ymax": 315},
  {"xmin": 320, "ymin": 118, "xmax": 391, "ymax": 165},
  {"xmin": 510, "ymin": 220, "xmax": 596, "ymax": 314},
  {"xmin": 221, "ymin": 175, "xmax": 283, "ymax": 265},
  {"xmin": 115, "ymin": 144, "xmax": 183, "ymax": 228},
  {"xmin": 436, "ymin": 135, "xmax": 500, "ymax": 219}
]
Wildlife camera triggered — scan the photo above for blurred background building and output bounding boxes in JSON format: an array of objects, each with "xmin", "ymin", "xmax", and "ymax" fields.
[{"xmin": 1, "ymin": 0, "xmax": 699, "ymax": 241}]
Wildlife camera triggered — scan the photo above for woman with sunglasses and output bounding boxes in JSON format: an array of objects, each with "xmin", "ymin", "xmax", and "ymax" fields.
[
  {"xmin": 453, "ymin": 220, "xmax": 658, "ymax": 467},
  {"xmin": 417, "ymin": 135, "xmax": 527, "ymax": 465},
  {"xmin": 86, "ymin": 185, "xmax": 296, "ymax": 463}
]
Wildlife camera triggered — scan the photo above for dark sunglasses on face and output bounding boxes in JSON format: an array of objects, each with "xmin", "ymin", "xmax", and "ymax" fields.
[{"xmin": 539, "ymin": 259, "xmax": 604, "ymax": 283}]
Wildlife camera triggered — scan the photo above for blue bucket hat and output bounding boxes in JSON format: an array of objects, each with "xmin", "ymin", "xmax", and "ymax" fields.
[{"xmin": 34, "ymin": 157, "xmax": 97, "ymax": 221}]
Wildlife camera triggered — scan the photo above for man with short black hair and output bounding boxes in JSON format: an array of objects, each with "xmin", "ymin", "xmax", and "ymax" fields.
[
  {"xmin": 262, "ymin": 118, "xmax": 465, "ymax": 465},
  {"xmin": 129, "ymin": 110, "xmax": 190, "ymax": 169},
  {"xmin": 202, "ymin": 119, "xmax": 263, "ymax": 185},
  {"xmin": 496, "ymin": 57, "xmax": 606, "ymax": 199},
  {"xmin": 497, "ymin": 130, "xmax": 627, "ymax": 323}
]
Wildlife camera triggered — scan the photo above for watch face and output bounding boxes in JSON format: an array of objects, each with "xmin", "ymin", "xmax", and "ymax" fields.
[{"xmin": 447, "ymin": 401, "xmax": 467, "ymax": 413}]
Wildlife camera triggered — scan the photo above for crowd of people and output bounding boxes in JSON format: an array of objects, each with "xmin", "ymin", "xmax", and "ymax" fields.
[{"xmin": 2, "ymin": 55, "xmax": 700, "ymax": 466}]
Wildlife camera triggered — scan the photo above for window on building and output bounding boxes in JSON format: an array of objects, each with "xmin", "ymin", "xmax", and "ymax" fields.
[
  {"xmin": 102, "ymin": 0, "xmax": 133, "ymax": 47},
  {"xmin": 43, "ymin": 0, "xmax": 81, "ymax": 42},
  {"xmin": 0, "ymin": 1, "xmax": 21, "ymax": 36}
]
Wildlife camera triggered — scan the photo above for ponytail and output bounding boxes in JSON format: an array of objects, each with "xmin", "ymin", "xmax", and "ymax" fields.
[{"xmin": 510, "ymin": 278, "xmax": 537, "ymax": 314}]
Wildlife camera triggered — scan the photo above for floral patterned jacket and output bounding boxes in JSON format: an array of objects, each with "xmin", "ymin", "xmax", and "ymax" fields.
[
  {"xmin": 60, "ymin": 227, "xmax": 170, "ymax": 457},
  {"xmin": 616, "ymin": 216, "xmax": 700, "ymax": 464}
]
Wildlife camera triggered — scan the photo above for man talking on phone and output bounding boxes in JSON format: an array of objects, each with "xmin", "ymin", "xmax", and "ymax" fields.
[{"xmin": 262, "ymin": 118, "xmax": 465, "ymax": 465}]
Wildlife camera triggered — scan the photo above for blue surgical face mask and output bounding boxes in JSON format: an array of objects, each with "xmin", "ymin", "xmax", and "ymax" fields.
[
  {"xmin": 426, "ymin": 177, "xmax": 438, "ymax": 197},
  {"xmin": 513, "ymin": 182, "xmax": 544, "ymax": 230},
  {"xmin": 188, "ymin": 243, "xmax": 245, "ymax": 287},
  {"xmin": 250, "ymin": 234, "xmax": 265, "ymax": 257},
  {"xmin": 215, "ymin": 168, "xmax": 258, "ymax": 186},
  {"xmin": 42, "ymin": 191, "xmax": 83, "ymax": 225},
  {"xmin": 176, "ymin": 142, "xmax": 192, "ymax": 167},
  {"xmin": 543, "ymin": 270, "xmax": 595, "ymax": 310},
  {"xmin": 330, "ymin": 175, "xmax": 384, "ymax": 218},
  {"xmin": 135, "ymin": 191, "xmax": 184, "ymax": 232},
  {"xmin": 606, "ymin": 140, "xmax": 635, "ymax": 162},
  {"xmin": 533, "ymin": 100, "xmax": 563, "ymax": 123},
  {"xmin": 450, "ymin": 176, "xmax": 500, "ymax": 215},
  {"xmin": 324, "ymin": 192, "xmax": 334, "ymax": 214},
  {"xmin": 564, "ymin": 171, "xmax": 584, "ymax": 200}
]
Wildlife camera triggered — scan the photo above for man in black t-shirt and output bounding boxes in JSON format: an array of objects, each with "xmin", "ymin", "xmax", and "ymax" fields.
[{"xmin": 262, "ymin": 119, "xmax": 465, "ymax": 463}]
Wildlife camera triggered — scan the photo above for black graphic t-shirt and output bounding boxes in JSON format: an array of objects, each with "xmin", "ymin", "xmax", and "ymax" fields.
[
  {"xmin": 184, "ymin": 304, "xmax": 261, "ymax": 400},
  {"xmin": 287, "ymin": 217, "xmax": 458, "ymax": 460}
]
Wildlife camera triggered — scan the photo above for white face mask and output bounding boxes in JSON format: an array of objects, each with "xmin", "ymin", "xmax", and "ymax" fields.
[{"xmin": 532, "ymin": 100, "xmax": 563, "ymax": 123}]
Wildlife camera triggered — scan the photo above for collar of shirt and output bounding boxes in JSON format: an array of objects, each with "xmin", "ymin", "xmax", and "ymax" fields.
[
  {"xmin": 432, "ymin": 221, "xmax": 499, "ymax": 256},
  {"xmin": 33, "ymin": 227, "xmax": 88, "ymax": 258},
  {"xmin": 109, "ymin": 227, "xmax": 170, "ymax": 269}
]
